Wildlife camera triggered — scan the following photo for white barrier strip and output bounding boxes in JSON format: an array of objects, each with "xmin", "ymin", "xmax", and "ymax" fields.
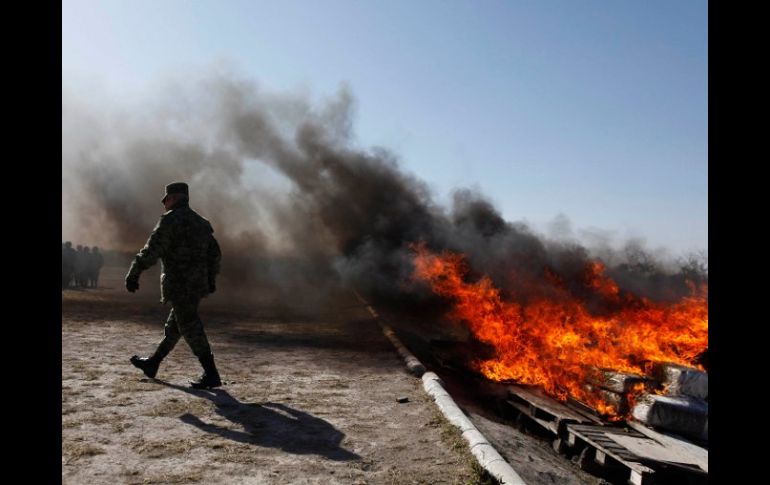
[
  {"xmin": 422, "ymin": 372, "xmax": 528, "ymax": 485},
  {"xmin": 354, "ymin": 291, "xmax": 527, "ymax": 484}
]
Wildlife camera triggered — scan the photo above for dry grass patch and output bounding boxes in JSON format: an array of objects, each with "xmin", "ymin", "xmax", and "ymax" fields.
[
  {"xmin": 426, "ymin": 408, "xmax": 498, "ymax": 485},
  {"xmin": 129, "ymin": 438, "xmax": 194, "ymax": 458},
  {"xmin": 204, "ymin": 442, "xmax": 273, "ymax": 466},
  {"xmin": 62, "ymin": 419, "xmax": 81, "ymax": 429},
  {"xmin": 76, "ymin": 412, "xmax": 116, "ymax": 426},
  {"xmin": 112, "ymin": 379, "xmax": 164, "ymax": 394},
  {"xmin": 62, "ymin": 440, "xmax": 105, "ymax": 464},
  {"xmin": 110, "ymin": 395, "xmax": 135, "ymax": 407},
  {"xmin": 126, "ymin": 468, "xmax": 204, "ymax": 484},
  {"xmin": 111, "ymin": 420, "xmax": 133, "ymax": 433},
  {"xmin": 140, "ymin": 398, "xmax": 211, "ymax": 417},
  {"xmin": 81, "ymin": 369, "xmax": 101, "ymax": 381}
]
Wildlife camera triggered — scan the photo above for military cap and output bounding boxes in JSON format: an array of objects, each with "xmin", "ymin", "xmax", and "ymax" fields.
[{"xmin": 162, "ymin": 182, "xmax": 189, "ymax": 203}]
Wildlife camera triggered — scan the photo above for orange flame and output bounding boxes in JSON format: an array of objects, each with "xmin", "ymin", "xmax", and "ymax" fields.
[{"xmin": 412, "ymin": 243, "xmax": 708, "ymax": 417}]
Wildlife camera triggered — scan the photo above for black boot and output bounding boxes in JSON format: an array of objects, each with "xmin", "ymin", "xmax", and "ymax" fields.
[
  {"xmin": 130, "ymin": 352, "xmax": 163, "ymax": 379},
  {"xmin": 190, "ymin": 353, "xmax": 222, "ymax": 389}
]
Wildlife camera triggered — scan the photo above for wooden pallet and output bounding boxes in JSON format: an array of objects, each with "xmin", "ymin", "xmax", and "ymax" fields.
[
  {"xmin": 506, "ymin": 384, "xmax": 602, "ymax": 436},
  {"xmin": 565, "ymin": 423, "xmax": 707, "ymax": 485},
  {"xmin": 626, "ymin": 420, "xmax": 708, "ymax": 473},
  {"xmin": 505, "ymin": 384, "xmax": 708, "ymax": 484},
  {"xmin": 566, "ymin": 424, "xmax": 656, "ymax": 484}
]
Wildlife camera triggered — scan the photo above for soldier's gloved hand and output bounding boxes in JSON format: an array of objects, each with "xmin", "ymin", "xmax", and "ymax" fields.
[
  {"xmin": 126, "ymin": 277, "xmax": 139, "ymax": 293},
  {"xmin": 208, "ymin": 280, "xmax": 216, "ymax": 294}
]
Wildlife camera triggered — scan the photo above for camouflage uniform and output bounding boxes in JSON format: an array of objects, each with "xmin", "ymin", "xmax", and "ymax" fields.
[{"xmin": 126, "ymin": 202, "xmax": 221, "ymax": 359}]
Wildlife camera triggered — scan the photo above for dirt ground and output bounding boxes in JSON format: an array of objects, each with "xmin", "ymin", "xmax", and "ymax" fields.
[{"xmin": 63, "ymin": 265, "xmax": 603, "ymax": 484}]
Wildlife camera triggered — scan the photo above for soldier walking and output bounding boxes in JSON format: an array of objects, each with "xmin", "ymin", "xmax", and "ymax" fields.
[{"xmin": 126, "ymin": 182, "xmax": 223, "ymax": 389}]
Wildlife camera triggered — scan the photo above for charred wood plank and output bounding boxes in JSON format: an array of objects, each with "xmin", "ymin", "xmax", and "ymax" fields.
[
  {"xmin": 565, "ymin": 397, "xmax": 606, "ymax": 424},
  {"xmin": 507, "ymin": 384, "xmax": 594, "ymax": 435}
]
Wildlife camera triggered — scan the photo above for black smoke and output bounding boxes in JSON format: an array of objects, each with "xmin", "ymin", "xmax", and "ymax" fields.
[{"xmin": 62, "ymin": 70, "xmax": 705, "ymax": 308}]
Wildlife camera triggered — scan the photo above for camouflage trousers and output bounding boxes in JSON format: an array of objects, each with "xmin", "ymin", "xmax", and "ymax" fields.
[{"xmin": 154, "ymin": 299, "xmax": 212, "ymax": 359}]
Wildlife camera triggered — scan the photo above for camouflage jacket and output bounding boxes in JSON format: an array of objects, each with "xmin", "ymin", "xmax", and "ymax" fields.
[{"xmin": 126, "ymin": 203, "xmax": 222, "ymax": 303}]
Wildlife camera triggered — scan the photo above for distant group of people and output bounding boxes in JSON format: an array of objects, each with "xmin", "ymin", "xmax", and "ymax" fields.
[{"xmin": 62, "ymin": 242, "xmax": 104, "ymax": 288}]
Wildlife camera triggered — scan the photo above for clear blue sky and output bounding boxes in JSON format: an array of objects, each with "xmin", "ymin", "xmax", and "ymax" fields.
[{"xmin": 62, "ymin": 0, "xmax": 707, "ymax": 254}]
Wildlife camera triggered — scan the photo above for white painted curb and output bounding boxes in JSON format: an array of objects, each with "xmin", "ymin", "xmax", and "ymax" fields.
[
  {"xmin": 381, "ymin": 325, "xmax": 426, "ymax": 377},
  {"xmin": 354, "ymin": 291, "xmax": 528, "ymax": 484},
  {"xmin": 422, "ymin": 372, "xmax": 528, "ymax": 485}
]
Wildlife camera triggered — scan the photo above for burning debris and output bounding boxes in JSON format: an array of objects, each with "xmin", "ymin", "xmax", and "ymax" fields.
[
  {"xmin": 631, "ymin": 394, "xmax": 708, "ymax": 443},
  {"xmin": 628, "ymin": 363, "xmax": 708, "ymax": 443},
  {"xmin": 412, "ymin": 244, "xmax": 707, "ymax": 423},
  {"xmin": 651, "ymin": 362, "xmax": 708, "ymax": 401},
  {"xmin": 412, "ymin": 237, "xmax": 708, "ymax": 483},
  {"xmin": 587, "ymin": 369, "xmax": 648, "ymax": 395},
  {"xmin": 582, "ymin": 384, "xmax": 631, "ymax": 416}
]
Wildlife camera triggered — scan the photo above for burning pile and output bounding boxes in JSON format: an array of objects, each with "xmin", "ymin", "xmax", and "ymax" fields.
[{"xmin": 412, "ymin": 243, "xmax": 708, "ymax": 430}]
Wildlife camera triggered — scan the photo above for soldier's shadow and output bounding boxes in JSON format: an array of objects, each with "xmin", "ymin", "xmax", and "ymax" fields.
[{"xmin": 156, "ymin": 380, "xmax": 360, "ymax": 461}]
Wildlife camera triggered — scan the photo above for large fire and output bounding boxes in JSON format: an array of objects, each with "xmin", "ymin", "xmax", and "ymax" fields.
[{"xmin": 412, "ymin": 243, "xmax": 708, "ymax": 418}]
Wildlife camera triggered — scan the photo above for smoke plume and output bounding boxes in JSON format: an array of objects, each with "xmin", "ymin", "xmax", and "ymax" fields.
[{"xmin": 62, "ymin": 70, "xmax": 705, "ymax": 307}]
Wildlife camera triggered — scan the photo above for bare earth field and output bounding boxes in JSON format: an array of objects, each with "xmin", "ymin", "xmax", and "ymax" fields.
[{"xmin": 63, "ymin": 265, "xmax": 603, "ymax": 484}]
